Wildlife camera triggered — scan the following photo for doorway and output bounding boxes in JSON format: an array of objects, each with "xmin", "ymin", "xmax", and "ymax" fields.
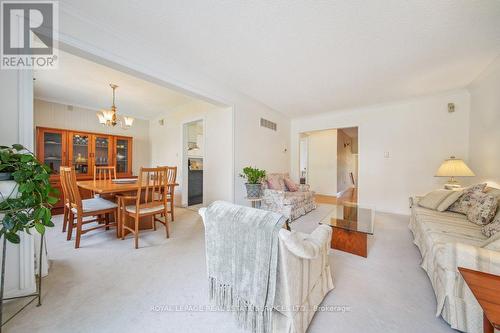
[
  {"xmin": 183, "ymin": 120, "xmax": 204, "ymax": 207},
  {"xmin": 299, "ymin": 127, "xmax": 358, "ymax": 204}
]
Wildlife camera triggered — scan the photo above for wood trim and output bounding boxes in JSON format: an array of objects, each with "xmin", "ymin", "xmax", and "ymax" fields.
[{"xmin": 36, "ymin": 126, "xmax": 133, "ymax": 139}]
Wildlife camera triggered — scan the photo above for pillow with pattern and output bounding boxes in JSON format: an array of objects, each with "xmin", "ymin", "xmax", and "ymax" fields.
[
  {"xmin": 283, "ymin": 177, "xmax": 299, "ymax": 192},
  {"xmin": 466, "ymin": 193, "xmax": 498, "ymax": 225},
  {"xmin": 447, "ymin": 183, "xmax": 487, "ymax": 214},
  {"xmin": 266, "ymin": 174, "xmax": 286, "ymax": 191},
  {"xmin": 482, "ymin": 213, "xmax": 500, "ymax": 238}
]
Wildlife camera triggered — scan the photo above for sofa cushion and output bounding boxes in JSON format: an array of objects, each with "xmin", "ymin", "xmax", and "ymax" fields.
[
  {"xmin": 482, "ymin": 213, "xmax": 500, "ymax": 238},
  {"xmin": 413, "ymin": 205, "xmax": 487, "ymax": 246},
  {"xmin": 466, "ymin": 193, "xmax": 498, "ymax": 226},
  {"xmin": 447, "ymin": 183, "xmax": 487, "ymax": 214},
  {"xmin": 283, "ymin": 192, "xmax": 306, "ymax": 205},
  {"xmin": 418, "ymin": 189, "xmax": 462, "ymax": 211},
  {"xmin": 437, "ymin": 190, "xmax": 463, "ymax": 212},
  {"xmin": 283, "ymin": 177, "xmax": 299, "ymax": 192},
  {"xmin": 267, "ymin": 173, "xmax": 286, "ymax": 191}
]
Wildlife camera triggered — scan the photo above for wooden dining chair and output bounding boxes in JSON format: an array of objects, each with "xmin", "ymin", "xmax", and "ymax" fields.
[
  {"xmin": 60, "ymin": 166, "xmax": 119, "ymax": 248},
  {"xmin": 59, "ymin": 169, "xmax": 71, "ymax": 233},
  {"xmin": 120, "ymin": 167, "xmax": 170, "ymax": 249},
  {"xmin": 165, "ymin": 166, "xmax": 177, "ymax": 222},
  {"xmin": 93, "ymin": 165, "xmax": 117, "ymax": 181}
]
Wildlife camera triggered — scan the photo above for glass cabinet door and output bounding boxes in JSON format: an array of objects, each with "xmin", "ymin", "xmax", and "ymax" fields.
[
  {"xmin": 93, "ymin": 135, "xmax": 111, "ymax": 167},
  {"xmin": 42, "ymin": 131, "xmax": 64, "ymax": 175},
  {"xmin": 115, "ymin": 138, "xmax": 131, "ymax": 175},
  {"xmin": 70, "ymin": 132, "xmax": 91, "ymax": 176}
]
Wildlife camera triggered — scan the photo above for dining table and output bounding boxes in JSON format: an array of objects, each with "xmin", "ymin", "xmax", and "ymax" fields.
[{"xmin": 77, "ymin": 179, "xmax": 179, "ymax": 233}]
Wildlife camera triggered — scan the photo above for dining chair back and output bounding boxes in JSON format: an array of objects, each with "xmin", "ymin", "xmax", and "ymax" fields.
[
  {"xmin": 59, "ymin": 167, "xmax": 72, "ymax": 233},
  {"xmin": 94, "ymin": 166, "xmax": 117, "ymax": 181},
  {"xmin": 120, "ymin": 167, "xmax": 170, "ymax": 248}
]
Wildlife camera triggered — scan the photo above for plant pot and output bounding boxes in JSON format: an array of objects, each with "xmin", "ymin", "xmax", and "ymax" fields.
[
  {"xmin": 245, "ymin": 183, "xmax": 262, "ymax": 199},
  {"xmin": 0, "ymin": 172, "xmax": 12, "ymax": 181}
]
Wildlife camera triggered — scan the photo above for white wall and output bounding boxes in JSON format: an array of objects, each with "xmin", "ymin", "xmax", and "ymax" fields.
[
  {"xmin": 468, "ymin": 56, "xmax": 500, "ymax": 189},
  {"xmin": 291, "ymin": 89, "xmax": 471, "ymax": 215},
  {"xmin": 34, "ymin": 99, "xmax": 151, "ymax": 175},
  {"xmin": 307, "ymin": 129, "xmax": 338, "ymax": 196},
  {"xmin": 233, "ymin": 102, "xmax": 290, "ymax": 205},
  {"xmin": 0, "ymin": 71, "xmax": 20, "ymax": 146},
  {"xmin": 57, "ymin": 9, "xmax": 291, "ymax": 207},
  {"xmin": 150, "ymin": 101, "xmax": 233, "ymax": 206}
]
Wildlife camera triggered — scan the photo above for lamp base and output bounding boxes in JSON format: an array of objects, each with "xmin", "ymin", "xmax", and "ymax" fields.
[{"xmin": 444, "ymin": 183, "xmax": 462, "ymax": 190}]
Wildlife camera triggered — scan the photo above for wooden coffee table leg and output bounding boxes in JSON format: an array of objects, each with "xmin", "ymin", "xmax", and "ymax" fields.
[
  {"xmin": 483, "ymin": 313, "xmax": 493, "ymax": 333},
  {"xmin": 331, "ymin": 227, "xmax": 367, "ymax": 258}
]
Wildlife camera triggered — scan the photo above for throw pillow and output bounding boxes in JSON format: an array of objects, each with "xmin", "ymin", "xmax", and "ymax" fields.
[
  {"xmin": 266, "ymin": 174, "xmax": 286, "ymax": 191},
  {"xmin": 283, "ymin": 178, "xmax": 299, "ymax": 192},
  {"xmin": 447, "ymin": 183, "xmax": 487, "ymax": 214},
  {"xmin": 466, "ymin": 193, "xmax": 498, "ymax": 225},
  {"xmin": 437, "ymin": 190, "xmax": 464, "ymax": 212},
  {"xmin": 419, "ymin": 189, "xmax": 460, "ymax": 210},
  {"xmin": 481, "ymin": 228, "xmax": 500, "ymax": 251},
  {"xmin": 482, "ymin": 211, "xmax": 500, "ymax": 238}
]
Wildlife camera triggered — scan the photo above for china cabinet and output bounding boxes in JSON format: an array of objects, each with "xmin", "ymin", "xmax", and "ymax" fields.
[{"xmin": 36, "ymin": 127, "xmax": 133, "ymax": 213}]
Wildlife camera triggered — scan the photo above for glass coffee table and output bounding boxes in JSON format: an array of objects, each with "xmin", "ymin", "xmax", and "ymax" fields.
[{"xmin": 319, "ymin": 202, "xmax": 374, "ymax": 258}]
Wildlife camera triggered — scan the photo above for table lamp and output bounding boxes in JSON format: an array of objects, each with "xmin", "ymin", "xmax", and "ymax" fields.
[{"xmin": 435, "ymin": 156, "xmax": 475, "ymax": 189}]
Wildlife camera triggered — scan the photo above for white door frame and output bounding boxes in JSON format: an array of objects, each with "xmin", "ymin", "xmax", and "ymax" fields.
[{"xmin": 181, "ymin": 118, "xmax": 205, "ymax": 207}]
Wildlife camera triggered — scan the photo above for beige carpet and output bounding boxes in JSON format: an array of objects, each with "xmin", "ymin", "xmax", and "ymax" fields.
[{"xmin": 4, "ymin": 205, "xmax": 454, "ymax": 333}]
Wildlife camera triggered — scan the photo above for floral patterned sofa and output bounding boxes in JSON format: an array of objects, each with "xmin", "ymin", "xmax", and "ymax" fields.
[{"xmin": 261, "ymin": 173, "xmax": 316, "ymax": 221}]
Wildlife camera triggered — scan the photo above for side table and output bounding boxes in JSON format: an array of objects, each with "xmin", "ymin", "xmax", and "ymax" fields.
[
  {"xmin": 458, "ymin": 267, "xmax": 500, "ymax": 333},
  {"xmin": 246, "ymin": 197, "xmax": 262, "ymax": 209}
]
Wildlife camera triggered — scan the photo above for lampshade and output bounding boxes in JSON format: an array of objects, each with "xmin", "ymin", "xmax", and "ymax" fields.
[
  {"xmin": 101, "ymin": 109, "xmax": 115, "ymax": 122},
  {"xmin": 96, "ymin": 112, "xmax": 106, "ymax": 124},
  {"xmin": 123, "ymin": 116, "xmax": 134, "ymax": 128},
  {"xmin": 435, "ymin": 156, "xmax": 475, "ymax": 177}
]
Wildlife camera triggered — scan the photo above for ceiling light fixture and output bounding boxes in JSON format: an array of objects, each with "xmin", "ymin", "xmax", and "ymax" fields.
[{"xmin": 96, "ymin": 84, "xmax": 134, "ymax": 129}]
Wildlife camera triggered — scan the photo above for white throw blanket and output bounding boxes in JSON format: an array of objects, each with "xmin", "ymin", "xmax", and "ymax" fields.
[{"xmin": 204, "ymin": 201, "xmax": 286, "ymax": 333}]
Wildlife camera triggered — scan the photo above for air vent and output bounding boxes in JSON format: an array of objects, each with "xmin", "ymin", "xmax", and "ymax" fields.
[{"xmin": 260, "ymin": 118, "xmax": 277, "ymax": 131}]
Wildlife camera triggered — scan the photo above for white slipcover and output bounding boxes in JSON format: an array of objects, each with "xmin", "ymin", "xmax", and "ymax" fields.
[{"xmin": 199, "ymin": 207, "xmax": 334, "ymax": 333}]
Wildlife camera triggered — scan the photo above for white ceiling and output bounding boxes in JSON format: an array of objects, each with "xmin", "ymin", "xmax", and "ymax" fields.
[
  {"xmin": 61, "ymin": 1, "xmax": 500, "ymax": 117},
  {"xmin": 34, "ymin": 50, "xmax": 199, "ymax": 119}
]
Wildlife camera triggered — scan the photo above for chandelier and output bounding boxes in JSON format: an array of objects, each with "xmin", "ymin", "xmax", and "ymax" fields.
[{"xmin": 96, "ymin": 84, "xmax": 134, "ymax": 129}]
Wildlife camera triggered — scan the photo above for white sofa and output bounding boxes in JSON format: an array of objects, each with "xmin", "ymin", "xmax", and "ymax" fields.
[
  {"xmin": 409, "ymin": 196, "xmax": 500, "ymax": 333},
  {"xmin": 199, "ymin": 207, "xmax": 334, "ymax": 333}
]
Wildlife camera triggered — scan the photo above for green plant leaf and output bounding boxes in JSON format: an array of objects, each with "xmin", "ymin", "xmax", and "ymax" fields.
[
  {"xmin": 5, "ymin": 232, "xmax": 20, "ymax": 244},
  {"xmin": 20, "ymin": 155, "xmax": 33, "ymax": 163},
  {"xmin": 34, "ymin": 222, "xmax": 45, "ymax": 235},
  {"xmin": 12, "ymin": 144, "xmax": 24, "ymax": 151},
  {"xmin": 47, "ymin": 196, "xmax": 58, "ymax": 205}
]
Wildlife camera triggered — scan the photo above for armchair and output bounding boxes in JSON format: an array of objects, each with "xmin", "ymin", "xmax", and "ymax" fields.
[
  {"xmin": 261, "ymin": 173, "xmax": 316, "ymax": 221},
  {"xmin": 199, "ymin": 206, "xmax": 334, "ymax": 333}
]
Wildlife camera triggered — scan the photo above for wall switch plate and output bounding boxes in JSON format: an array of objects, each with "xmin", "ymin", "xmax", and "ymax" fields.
[
  {"xmin": 448, "ymin": 103, "xmax": 455, "ymax": 113},
  {"xmin": 384, "ymin": 151, "xmax": 390, "ymax": 158}
]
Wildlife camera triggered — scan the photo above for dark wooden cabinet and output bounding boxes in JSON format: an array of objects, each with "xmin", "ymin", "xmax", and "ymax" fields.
[{"xmin": 36, "ymin": 127, "xmax": 133, "ymax": 213}]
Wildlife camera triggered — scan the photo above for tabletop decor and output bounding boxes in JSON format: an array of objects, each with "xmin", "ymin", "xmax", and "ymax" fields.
[
  {"xmin": 0, "ymin": 144, "xmax": 59, "ymax": 331},
  {"xmin": 240, "ymin": 166, "xmax": 266, "ymax": 199},
  {"xmin": 435, "ymin": 156, "xmax": 475, "ymax": 189}
]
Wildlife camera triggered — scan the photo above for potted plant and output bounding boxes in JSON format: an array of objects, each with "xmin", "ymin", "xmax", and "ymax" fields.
[
  {"xmin": 0, "ymin": 144, "xmax": 58, "ymax": 318},
  {"xmin": 240, "ymin": 166, "xmax": 266, "ymax": 198}
]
